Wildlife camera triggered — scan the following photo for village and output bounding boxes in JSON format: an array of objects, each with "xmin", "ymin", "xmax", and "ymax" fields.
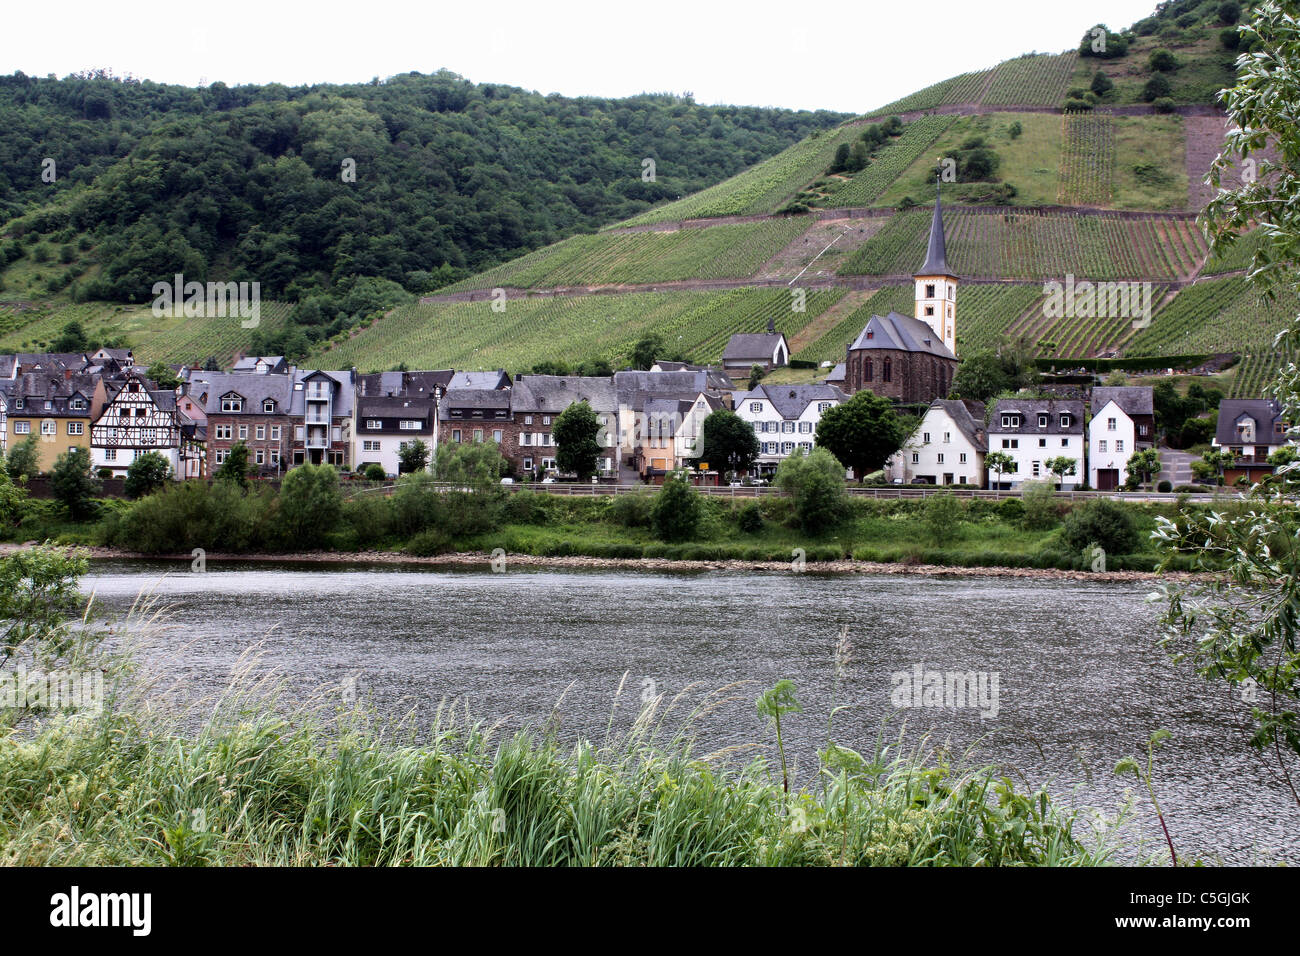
[{"xmin": 0, "ymin": 196, "xmax": 1287, "ymax": 495}]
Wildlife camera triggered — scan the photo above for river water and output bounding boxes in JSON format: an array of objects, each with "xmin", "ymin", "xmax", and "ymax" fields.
[{"xmin": 81, "ymin": 559, "xmax": 1298, "ymax": 865}]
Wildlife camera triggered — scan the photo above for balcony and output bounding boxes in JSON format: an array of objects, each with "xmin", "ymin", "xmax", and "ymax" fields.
[
  {"xmin": 305, "ymin": 435, "xmax": 330, "ymax": 449},
  {"xmin": 304, "ymin": 413, "xmax": 330, "ymax": 425}
]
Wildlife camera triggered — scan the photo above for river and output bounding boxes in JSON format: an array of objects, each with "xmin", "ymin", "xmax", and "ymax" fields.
[{"xmin": 81, "ymin": 559, "xmax": 1297, "ymax": 865}]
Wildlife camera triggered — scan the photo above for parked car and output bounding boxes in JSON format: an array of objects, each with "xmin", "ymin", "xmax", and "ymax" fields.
[{"xmin": 500, "ymin": 477, "xmax": 514, "ymax": 484}]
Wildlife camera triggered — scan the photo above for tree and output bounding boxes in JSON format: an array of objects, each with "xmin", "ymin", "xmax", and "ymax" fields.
[
  {"xmin": 215, "ymin": 442, "xmax": 250, "ymax": 488},
  {"xmin": 814, "ymin": 391, "xmax": 905, "ymax": 483},
  {"xmin": 950, "ymin": 352, "xmax": 1010, "ymax": 402},
  {"xmin": 5, "ymin": 436, "xmax": 41, "ymax": 482},
  {"xmin": 1267, "ymin": 445, "xmax": 1298, "ymax": 468},
  {"xmin": 1156, "ymin": 0, "xmax": 1300, "ymax": 810},
  {"xmin": 398, "ymin": 439, "xmax": 430, "ymax": 474},
  {"xmin": 0, "ymin": 460, "xmax": 27, "ymax": 527},
  {"xmin": 146, "ymin": 362, "xmax": 180, "ymax": 389},
  {"xmin": 1044, "ymin": 455, "xmax": 1078, "ymax": 489},
  {"xmin": 747, "ymin": 364, "xmax": 765, "ymax": 391},
  {"xmin": 1200, "ymin": 448, "xmax": 1235, "ymax": 485},
  {"xmin": 1090, "ymin": 71, "xmax": 1114, "ymax": 97},
  {"xmin": 276, "ymin": 464, "xmax": 342, "ymax": 548},
  {"xmin": 651, "ymin": 471, "xmax": 699, "ymax": 542},
  {"xmin": 49, "ymin": 448, "xmax": 100, "ymax": 521},
  {"xmin": 985, "ymin": 450, "xmax": 1017, "ymax": 498},
  {"xmin": 774, "ymin": 447, "xmax": 845, "ymax": 534},
  {"xmin": 922, "ymin": 490, "xmax": 962, "ymax": 545},
  {"xmin": 1143, "ymin": 74, "xmax": 1172, "ymax": 102},
  {"xmin": 630, "ymin": 334, "xmax": 661, "ymax": 370},
  {"xmin": 434, "ymin": 440, "xmax": 506, "ymax": 490},
  {"xmin": 1127, "ymin": 449, "xmax": 1161, "ymax": 490},
  {"xmin": 699, "ymin": 409, "xmax": 759, "ymax": 476},
  {"xmin": 124, "ymin": 451, "xmax": 172, "ymax": 499},
  {"xmin": 1148, "ymin": 48, "xmax": 1178, "ymax": 72},
  {"xmin": 553, "ymin": 400, "xmax": 601, "ymax": 480},
  {"xmin": 1063, "ymin": 499, "xmax": 1139, "ymax": 556},
  {"xmin": 53, "ymin": 320, "xmax": 89, "ymax": 353}
]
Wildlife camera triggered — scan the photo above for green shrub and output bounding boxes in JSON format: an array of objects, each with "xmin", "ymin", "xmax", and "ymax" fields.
[
  {"xmin": 996, "ymin": 498, "xmax": 1025, "ymax": 521},
  {"xmin": 774, "ymin": 448, "xmax": 845, "ymax": 535},
  {"xmin": 922, "ymin": 491, "xmax": 963, "ymax": 545},
  {"xmin": 1021, "ymin": 482, "xmax": 1060, "ymax": 531},
  {"xmin": 406, "ymin": 528, "xmax": 453, "ymax": 556},
  {"xmin": 651, "ymin": 474, "xmax": 700, "ymax": 542},
  {"xmin": 737, "ymin": 502, "xmax": 764, "ymax": 533},
  {"xmin": 1062, "ymin": 499, "xmax": 1140, "ymax": 556},
  {"xmin": 502, "ymin": 488, "xmax": 551, "ymax": 525},
  {"xmin": 1143, "ymin": 75, "xmax": 1172, "ymax": 102},
  {"xmin": 1151, "ymin": 97, "xmax": 1177, "ymax": 114},
  {"xmin": 363, "ymin": 463, "xmax": 387, "ymax": 481},
  {"xmin": 610, "ymin": 490, "xmax": 654, "ymax": 528},
  {"xmin": 1157, "ymin": 479, "xmax": 1173, "ymax": 493}
]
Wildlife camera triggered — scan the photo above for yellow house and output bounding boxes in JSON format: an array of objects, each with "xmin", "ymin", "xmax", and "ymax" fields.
[{"xmin": 5, "ymin": 371, "xmax": 96, "ymax": 473}]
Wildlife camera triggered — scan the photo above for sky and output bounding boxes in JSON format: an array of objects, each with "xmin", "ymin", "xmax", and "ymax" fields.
[{"xmin": 4, "ymin": 0, "xmax": 1162, "ymax": 113}]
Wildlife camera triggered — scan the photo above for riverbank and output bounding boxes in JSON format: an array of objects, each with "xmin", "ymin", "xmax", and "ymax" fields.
[{"xmin": 4, "ymin": 542, "xmax": 1208, "ymax": 581}]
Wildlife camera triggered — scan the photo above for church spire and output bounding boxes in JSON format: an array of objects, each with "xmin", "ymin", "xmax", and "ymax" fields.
[{"xmin": 916, "ymin": 178, "xmax": 951, "ymax": 277}]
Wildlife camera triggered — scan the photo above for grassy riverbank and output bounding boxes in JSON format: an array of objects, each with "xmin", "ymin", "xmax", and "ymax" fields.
[
  {"xmin": 8, "ymin": 478, "xmax": 1209, "ymax": 573},
  {"xmin": 0, "ymin": 666, "xmax": 1116, "ymax": 867}
]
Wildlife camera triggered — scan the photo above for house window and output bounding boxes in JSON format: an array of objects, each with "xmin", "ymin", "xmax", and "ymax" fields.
[
  {"xmin": 1001, "ymin": 439, "xmax": 1018, "ymax": 449},
  {"xmin": 782, "ymin": 421, "xmax": 795, "ymax": 434},
  {"xmin": 923, "ymin": 432, "xmax": 931, "ymax": 443},
  {"xmin": 864, "ymin": 359, "xmax": 873, "ymax": 381},
  {"xmin": 473, "ymin": 429, "xmax": 483, "ymax": 442},
  {"xmin": 105, "ymin": 449, "xmax": 116, "ymax": 461},
  {"xmin": 238, "ymin": 425, "xmax": 248, "ymax": 440},
  {"xmin": 271, "ymin": 426, "xmax": 281, "ymax": 441},
  {"xmin": 924, "ymin": 306, "xmax": 934, "ymax": 317},
  {"xmin": 749, "ymin": 403, "xmax": 762, "ymax": 413},
  {"xmin": 221, "ymin": 396, "xmax": 243, "ymax": 413},
  {"xmin": 882, "ymin": 359, "xmax": 892, "ymax": 383},
  {"xmin": 256, "ymin": 425, "xmax": 266, "ymax": 440},
  {"xmin": 1001, "ymin": 415, "xmax": 1019, "ymax": 429},
  {"xmin": 523, "ymin": 457, "xmax": 533, "ymax": 470},
  {"xmin": 936, "ymin": 453, "xmax": 944, "ymax": 464},
  {"xmin": 543, "ymin": 416, "xmax": 551, "ymax": 426},
  {"xmin": 214, "ymin": 449, "xmax": 228, "ymax": 465},
  {"xmin": 367, "ymin": 420, "xmax": 382, "ymax": 429},
  {"xmin": 1039, "ymin": 438, "xmax": 1047, "ymax": 447},
  {"xmin": 1107, "ymin": 417, "xmax": 1117, "ymax": 431},
  {"xmin": 13, "ymin": 422, "xmax": 29, "ymax": 434},
  {"xmin": 452, "ymin": 429, "xmax": 462, "ymax": 443},
  {"xmin": 1038, "ymin": 414, "xmax": 1048, "ymax": 428},
  {"xmin": 71, "ymin": 398, "xmax": 85, "ymax": 410},
  {"xmin": 1138, "ymin": 424, "xmax": 1149, "ymax": 436},
  {"xmin": 911, "ymin": 452, "xmax": 919, "ymax": 464},
  {"xmin": 1061, "ymin": 438, "xmax": 1068, "ymax": 447},
  {"xmin": 270, "ymin": 450, "xmax": 280, "ymax": 465},
  {"xmin": 67, "ymin": 422, "xmax": 83, "ymax": 435},
  {"xmin": 959, "ymin": 453, "xmax": 967, "ymax": 464},
  {"xmin": 781, "ymin": 442, "xmax": 794, "ymax": 455},
  {"xmin": 1060, "ymin": 415, "xmax": 1072, "ymax": 428},
  {"xmin": 799, "ymin": 421, "xmax": 812, "ymax": 433},
  {"xmin": 400, "ymin": 420, "xmax": 421, "ymax": 430},
  {"xmin": 521, "ymin": 433, "xmax": 531, "ymax": 446},
  {"xmin": 1032, "ymin": 461, "xmax": 1041, "ymax": 477},
  {"xmin": 925, "ymin": 283, "xmax": 935, "ymax": 298},
  {"xmin": 1115, "ymin": 440, "xmax": 1124, "ymax": 452},
  {"xmin": 362, "ymin": 440, "xmax": 380, "ymax": 451},
  {"xmin": 1098, "ymin": 440, "xmax": 1107, "ymax": 453},
  {"xmin": 817, "ymin": 403, "xmax": 831, "ymax": 413},
  {"xmin": 262, "ymin": 399, "xmax": 276, "ymax": 413},
  {"xmin": 255, "ymin": 449, "xmax": 265, "ymax": 465},
  {"xmin": 215, "ymin": 424, "xmax": 232, "ymax": 440},
  {"xmin": 492, "ymin": 430, "xmax": 503, "ymax": 443},
  {"xmin": 41, "ymin": 421, "xmax": 56, "ymax": 436},
  {"xmin": 943, "ymin": 432, "xmax": 950, "ymax": 443},
  {"xmin": 800, "ymin": 442, "xmax": 812, "ymax": 452},
  {"xmin": 525, "ymin": 415, "xmax": 533, "ymax": 425}
]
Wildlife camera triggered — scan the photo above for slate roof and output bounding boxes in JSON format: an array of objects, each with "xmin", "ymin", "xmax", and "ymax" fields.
[
  {"xmin": 988, "ymin": 398, "xmax": 1085, "ymax": 435},
  {"xmin": 848, "ymin": 312, "xmax": 956, "ymax": 359},
  {"xmin": 1215, "ymin": 398, "xmax": 1288, "ymax": 447},
  {"xmin": 722, "ymin": 332, "xmax": 787, "ymax": 363},
  {"xmin": 824, "ymin": 362, "xmax": 846, "ymax": 384},
  {"xmin": 440, "ymin": 388, "xmax": 511, "ymax": 420},
  {"xmin": 1, "ymin": 370, "xmax": 97, "ymax": 416},
  {"xmin": 614, "ymin": 369, "xmax": 717, "ymax": 409},
  {"xmin": 357, "ymin": 370, "xmax": 453, "ymax": 398},
  {"xmin": 190, "ymin": 371, "xmax": 295, "ymax": 416},
  {"xmin": 735, "ymin": 383, "xmax": 847, "ymax": 420},
  {"xmin": 449, "ymin": 370, "xmax": 511, "ymax": 390},
  {"xmin": 291, "ymin": 370, "xmax": 356, "ymax": 418},
  {"xmin": 930, "ymin": 399, "xmax": 987, "ymax": 451},
  {"xmin": 916, "ymin": 186, "xmax": 952, "ymax": 277},
  {"xmin": 1091, "ymin": 386, "xmax": 1154, "ymax": 418},
  {"xmin": 511, "ymin": 375, "xmax": 616, "ymax": 413}
]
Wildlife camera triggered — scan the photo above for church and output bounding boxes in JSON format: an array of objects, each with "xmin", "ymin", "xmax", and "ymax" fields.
[{"xmin": 843, "ymin": 187, "xmax": 959, "ymax": 404}]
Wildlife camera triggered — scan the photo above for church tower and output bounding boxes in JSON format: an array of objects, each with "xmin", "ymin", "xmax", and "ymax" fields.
[{"xmin": 914, "ymin": 181, "xmax": 957, "ymax": 357}]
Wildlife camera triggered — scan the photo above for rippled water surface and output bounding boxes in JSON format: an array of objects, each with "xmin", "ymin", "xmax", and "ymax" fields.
[{"xmin": 82, "ymin": 559, "xmax": 1297, "ymax": 865}]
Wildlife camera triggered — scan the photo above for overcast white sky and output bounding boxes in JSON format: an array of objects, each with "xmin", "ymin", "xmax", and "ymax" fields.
[{"xmin": 4, "ymin": 0, "xmax": 1160, "ymax": 113}]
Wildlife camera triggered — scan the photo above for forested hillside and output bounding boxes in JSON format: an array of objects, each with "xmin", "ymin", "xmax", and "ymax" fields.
[{"xmin": 0, "ymin": 69, "xmax": 847, "ymax": 303}]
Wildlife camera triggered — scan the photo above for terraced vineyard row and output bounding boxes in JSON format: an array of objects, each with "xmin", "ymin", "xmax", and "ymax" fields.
[
  {"xmin": 866, "ymin": 69, "xmax": 992, "ymax": 116},
  {"xmin": 1036, "ymin": 286, "xmax": 1168, "ymax": 358},
  {"xmin": 1230, "ymin": 350, "xmax": 1295, "ymax": 399},
  {"xmin": 617, "ymin": 124, "xmax": 869, "ymax": 226},
  {"xmin": 1126, "ymin": 276, "xmax": 1297, "ymax": 356},
  {"xmin": 1200, "ymin": 227, "xmax": 1265, "ymax": 276},
  {"xmin": 840, "ymin": 209, "xmax": 1207, "ymax": 280},
  {"xmin": 981, "ymin": 52, "xmax": 1079, "ymax": 107},
  {"xmin": 825, "ymin": 116, "xmax": 956, "ymax": 208},
  {"xmin": 440, "ymin": 219, "xmax": 807, "ymax": 292},
  {"xmin": 318, "ymin": 288, "xmax": 844, "ymax": 373},
  {"xmin": 791, "ymin": 286, "xmax": 914, "ymax": 364},
  {"xmin": 1059, "ymin": 115, "xmax": 1114, "ymax": 206},
  {"xmin": 0, "ymin": 300, "xmax": 294, "ymax": 366},
  {"xmin": 950, "ymin": 284, "xmax": 1044, "ymax": 354}
]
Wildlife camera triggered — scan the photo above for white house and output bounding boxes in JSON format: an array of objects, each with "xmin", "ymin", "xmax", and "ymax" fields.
[
  {"xmin": 1087, "ymin": 386, "xmax": 1154, "ymax": 490},
  {"xmin": 889, "ymin": 399, "xmax": 987, "ymax": 486},
  {"xmin": 733, "ymin": 384, "xmax": 847, "ymax": 476},
  {"xmin": 987, "ymin": 398, "xmax": 1086, "ymax": 489}
]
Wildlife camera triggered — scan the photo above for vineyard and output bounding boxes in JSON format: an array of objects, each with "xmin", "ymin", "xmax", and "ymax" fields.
[
  {"xmin": 866, "ymin": 70, "xmax": 992, "ymax": 116},
  {"xmin": 950, "ymin": 284, "xmax": 1045, "ymax": 354},
  {"xmin": 316, "ymin": 287, "xmax": 845, "ymax": 373},
  {"xmin": 981, "ymin": 53, "xmax": 1079, "ymax": 108},
  {"xmin": 1229, "ymin": 350, "xmax": 1295, "ymax": 399},
  {"xmin": 616, "ymin": 124, "xmax": 868, "ymax": 226},
  {"xmin": 790, "ymin": 286, "xmax": 914, "ymax": 364},
  {"xmin": 1200, "ymin": 228, "xmax": 1266, "ymax": 276},
  {"xmin": 1059, "ymin": 115, "xmax": 1115, "ymax": 206},
  {"xmin": 1033, "ymin": 285, "xmax": 1168, "ymax": 358},
  {"xmin": 439, "ymin": 219, "xmax": 807, "ymax": 292},
  {"xmin": 823, "ymin": 116, "xmax": 956, "ymax": 208},
  {"xmin": 839, "ymin": 208, "xmax": 1208, "ymax": 280},
  {"xmin": 1126, "ymin": 276, "xmax": 1297, "ymax": 357},
  {"xmin": 0, "ymin": 300, "xmax": 294, "ymax": 367}
]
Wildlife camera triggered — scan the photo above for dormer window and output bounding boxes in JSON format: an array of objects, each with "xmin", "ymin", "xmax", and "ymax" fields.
[
  {"xmin": 70, "ymin": 398, "xmax": 85, "ymax": 410},
  {"xmin": 1060, "ymin": 414, "xmax": 1072, "ymax": 428},
  {"xmin": 1038, "ymin": 414, "xmax": 1048, "ymax": 428},
  {"xmin": 262, "ymin": 399, "xmax": 276, "ymax": 413},
  {"xmin": 1002, "ymin": 415, "xmax": 1020, "ymax": 429},
  {"xmin": 221, "ymin": 393, "xmax": 243, "ymax": 413}
]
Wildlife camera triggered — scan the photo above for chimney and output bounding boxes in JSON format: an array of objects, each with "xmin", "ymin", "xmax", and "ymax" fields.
[{"xmin": 64, "ymin": 368, "xmax": 72, "ymax": 381}]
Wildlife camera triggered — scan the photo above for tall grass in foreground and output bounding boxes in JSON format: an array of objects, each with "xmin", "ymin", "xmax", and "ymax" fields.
[{"xmin": 0, "ymin": 654, "xmax": 1121, "ymax": 866}]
